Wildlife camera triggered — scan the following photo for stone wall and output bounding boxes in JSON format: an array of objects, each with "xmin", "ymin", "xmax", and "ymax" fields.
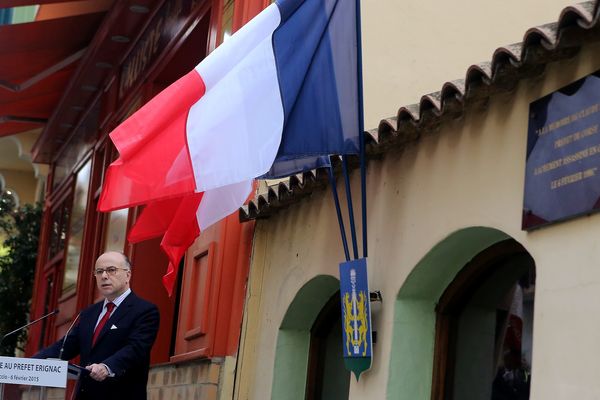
[
  {"xmin": 147, "ymin": 358, "xmax": 222, "ymax": 400},
  {"xmin": 20, "ymin": 386, "xmax": 64, "ymax": 400}
]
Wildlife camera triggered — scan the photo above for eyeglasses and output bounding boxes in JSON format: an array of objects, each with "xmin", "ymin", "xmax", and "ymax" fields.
[{"xmin": 93, "ymin": 267, "xmax": 130, "ymax": 277}]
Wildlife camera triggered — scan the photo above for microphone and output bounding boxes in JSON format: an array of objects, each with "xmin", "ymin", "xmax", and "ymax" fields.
[
  {"xmin": 59, "ymin": 312, "xmax": 81, "ymax": 360},
  {"xmin": 0, "ymin": 309, "xmax": 59, "ymax": 345}
]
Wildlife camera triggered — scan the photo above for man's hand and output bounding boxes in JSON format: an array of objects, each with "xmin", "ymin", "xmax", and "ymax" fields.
[{"xmin": 86, "ymin": 363, "xmax": 110, "ymax": 381}]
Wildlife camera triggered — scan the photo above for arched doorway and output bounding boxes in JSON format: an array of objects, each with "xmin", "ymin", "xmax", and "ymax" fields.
[
  {"xmin": 271, "ymin": 275, "xmax": 350, "ymax": 400},
  {"xmin": 432, "ymin": 239, "xmax": 535, "ymax": 400},
  {"xmin": 387, "ymin": 227, "xmax": 535, "ymax": 399},
  {"xmin": 305, "ymin": 291, "xmax": 350, "ymax": 400}
]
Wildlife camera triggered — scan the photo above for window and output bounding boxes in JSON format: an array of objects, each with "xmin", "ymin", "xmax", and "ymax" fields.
[
  {"xmin": 38, "ymin": 270, "xmax": 58, "ymax": 349},
  {"xmin": 47, "ymin": 200, "xmax": 70, "ymax": 262},
  {"xmin": 62, "ymin": 160, "xmax": 91, "ymax": 293},
  {"xmin": 220, "ymin": 0, "xmax": 234, "ymax": 42},
  {"xmin": 103, "ymin": 208, "xmax": 128, "ymax": 253}
]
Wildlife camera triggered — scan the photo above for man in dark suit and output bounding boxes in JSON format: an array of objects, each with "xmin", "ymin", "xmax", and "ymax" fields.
[{"xmin": 35, "ymin": 251, "xmax": 159, "ymax": 400}]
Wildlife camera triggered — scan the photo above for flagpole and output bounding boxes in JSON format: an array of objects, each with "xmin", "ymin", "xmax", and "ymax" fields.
[
  {"xmin": 328, "ymin": 165, "xmax": 351, "ymax": 262},
  {"xmin": 356, "ymin": 0, "xmax": 367, "ymax": 258},
  {"xmin": 342, "ymin": 156, "xmax": 359, "ymax": 259}
]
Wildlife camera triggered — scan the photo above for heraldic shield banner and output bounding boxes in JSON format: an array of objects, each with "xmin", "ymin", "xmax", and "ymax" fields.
[{"xmin": 339, "ymin": 258, "xmax": 373, "ymax": 379}]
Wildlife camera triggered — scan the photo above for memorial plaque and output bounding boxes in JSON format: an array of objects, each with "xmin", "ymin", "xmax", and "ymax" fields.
[{"xmin": 523, "ymin": 72, "xmax": 600, "ymax": 229}]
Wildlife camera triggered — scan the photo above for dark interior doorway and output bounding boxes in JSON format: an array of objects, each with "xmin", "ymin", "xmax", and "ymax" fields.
[
  {"xmin": 432, "ymin": 239, "xmax": 535, "ymax": 400},
  {"xmin": 305, "ymin": 291, "xmax": 351, "ymax": 400}
]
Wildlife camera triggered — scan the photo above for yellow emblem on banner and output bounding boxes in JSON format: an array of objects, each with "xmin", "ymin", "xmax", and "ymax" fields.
[{"xmin": 342, "ymin": 290, "xmax": 368, "ymax": 357}]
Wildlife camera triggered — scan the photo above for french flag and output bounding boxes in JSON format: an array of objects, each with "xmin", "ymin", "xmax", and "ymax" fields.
[{"xmin": 98, "ymin": 0, "xmax": 360, "ymax": 294}]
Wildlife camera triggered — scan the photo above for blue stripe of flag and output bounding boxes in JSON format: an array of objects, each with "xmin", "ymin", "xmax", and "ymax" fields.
[{"xmin": 264, "ymin": 0, "xmax": 360, "ymax": 178}]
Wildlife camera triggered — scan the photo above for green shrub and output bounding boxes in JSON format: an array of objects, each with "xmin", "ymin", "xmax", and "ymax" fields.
[{"xmin": 0, "ymin": 191, "xmax": 41, "ymax": 356}]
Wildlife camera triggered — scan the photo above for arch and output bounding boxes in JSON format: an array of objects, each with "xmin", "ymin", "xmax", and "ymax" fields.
[
  {"xmin": 0, "ymin": 135, "xmax": 43, "ymax": 179},
  {"xmin": 5, "ymin": 136, "xmax": 23, "ymax": 157},
  {"xmin": 387, "ymin": 227, "xmax": 513, "ymax": 399},
  {"xmin": 432, "ymin": 239, "xmax": 535, "ymax": 399},
  {"xmin": 271, "ymin": 275, "xmax": 340, "ymax": 400}
]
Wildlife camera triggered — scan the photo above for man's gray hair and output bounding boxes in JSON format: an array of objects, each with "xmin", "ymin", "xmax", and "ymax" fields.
[{"xmin": 119, "ymin": 252, "xmax": 133, "ymax": 270}]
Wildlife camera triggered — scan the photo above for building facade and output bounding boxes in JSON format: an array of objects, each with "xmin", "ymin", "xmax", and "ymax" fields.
[
  {"xmin": 9, "ymin": 1, "xmax": 265, "ymax": 399},
  {"xmin": 4, "ymin": 0, "xmax": 599, "ymax": 399},
  {"xmin": 0, "ymin": 131, "xmax": 46, "ymax": 208},
  {"xmin": 235, "ymin": 1, "xmax": 600, "ymax": 399}
]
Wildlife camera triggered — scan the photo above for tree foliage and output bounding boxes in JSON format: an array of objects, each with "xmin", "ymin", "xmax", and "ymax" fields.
[{"xmin": 0, "ymin": 190, "xmax": 42, "ymax": 356}]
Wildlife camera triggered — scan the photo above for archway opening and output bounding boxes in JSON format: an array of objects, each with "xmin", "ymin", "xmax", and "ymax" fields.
[
  {"xmin": 305, "ymin": 291, "xmax": 350, "ymax": 400},
  {"xmin": 387, "ymin": 227, "xmax": 535, "ymax": 399},
  {"xmin": 432, "ymin": 239, "xmax": 535, "ymax": 400},
  {"xmin": 271, "ymin": 275, "xmax": 349, "ymax": 400}
]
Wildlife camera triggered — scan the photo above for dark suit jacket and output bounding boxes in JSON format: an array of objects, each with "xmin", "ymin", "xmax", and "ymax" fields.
[{"xmin": 35, "ymin": 292, "xmax": 159, "ymax": 400}]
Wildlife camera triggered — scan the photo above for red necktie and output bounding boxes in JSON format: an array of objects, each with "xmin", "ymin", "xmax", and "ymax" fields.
[{"xmin": 92, "ymin": 302, "xmax": 115, "ymax": 346}]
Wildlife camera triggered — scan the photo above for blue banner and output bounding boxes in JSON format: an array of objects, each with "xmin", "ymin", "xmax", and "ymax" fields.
[
  {"xmin": 523, "ymin": 72, "xmax": 600, "ymax": 229},
  {"xmin": 339, "ymin": 258, "xmax": 372, "ymax": 360}
]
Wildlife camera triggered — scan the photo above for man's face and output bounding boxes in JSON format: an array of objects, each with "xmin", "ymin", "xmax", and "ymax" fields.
[{"xmin": 94, "ymin": 252, "xmax": 131, "ymax": 301}]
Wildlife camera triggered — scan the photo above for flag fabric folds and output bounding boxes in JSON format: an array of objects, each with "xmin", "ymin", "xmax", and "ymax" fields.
[
  {"xmin": 265, "ymin": 0, "xmax": 360, "ymax": 178},
  {"xmin": 98, "ymin": 0, "xmax": 361, "ymax": 294}
]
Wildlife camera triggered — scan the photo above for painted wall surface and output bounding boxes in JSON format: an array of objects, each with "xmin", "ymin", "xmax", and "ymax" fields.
[
  {"xmin": 236, "ymin": 40, "xmax": 600, "ymax": 399},
  {"xmin": 361, "ymin": 0, "xmax": 575, "ymax": 129},
  {"xmin": 0, "ymin": 131, "xmax": 47, "ymax": 204},
  {"xmin": 0, "ymin": 169, "xmax": 38, "ymax": 205}
]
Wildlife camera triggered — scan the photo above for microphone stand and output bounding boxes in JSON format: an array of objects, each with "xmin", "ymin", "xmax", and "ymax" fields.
[
  {"xmin": 0, "ymin": 309, "xmax": 58, "ymax": 400},
  {"xmin": 0, "ymin": 309, "xmax": 59, "ymax": 346},
  {"xmin": 59, "ymin": 313, "xmax": 80, "ymax": 361}
]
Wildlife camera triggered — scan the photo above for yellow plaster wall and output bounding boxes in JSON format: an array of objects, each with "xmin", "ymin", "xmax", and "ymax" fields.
[
  {"xmin": 0, "ymin": 169, "xmax": 39, "ymax": 205},
  {"xmin": 0, "ymin": 130, "xmax": 47, "ymax": 204},
  {"xmin": 236, "ymin": 41, "xmax": 600, "ymax": 399},
  {"xmin": 362, "ymin": 0, "xmax": 575, "ymax": 130}
]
